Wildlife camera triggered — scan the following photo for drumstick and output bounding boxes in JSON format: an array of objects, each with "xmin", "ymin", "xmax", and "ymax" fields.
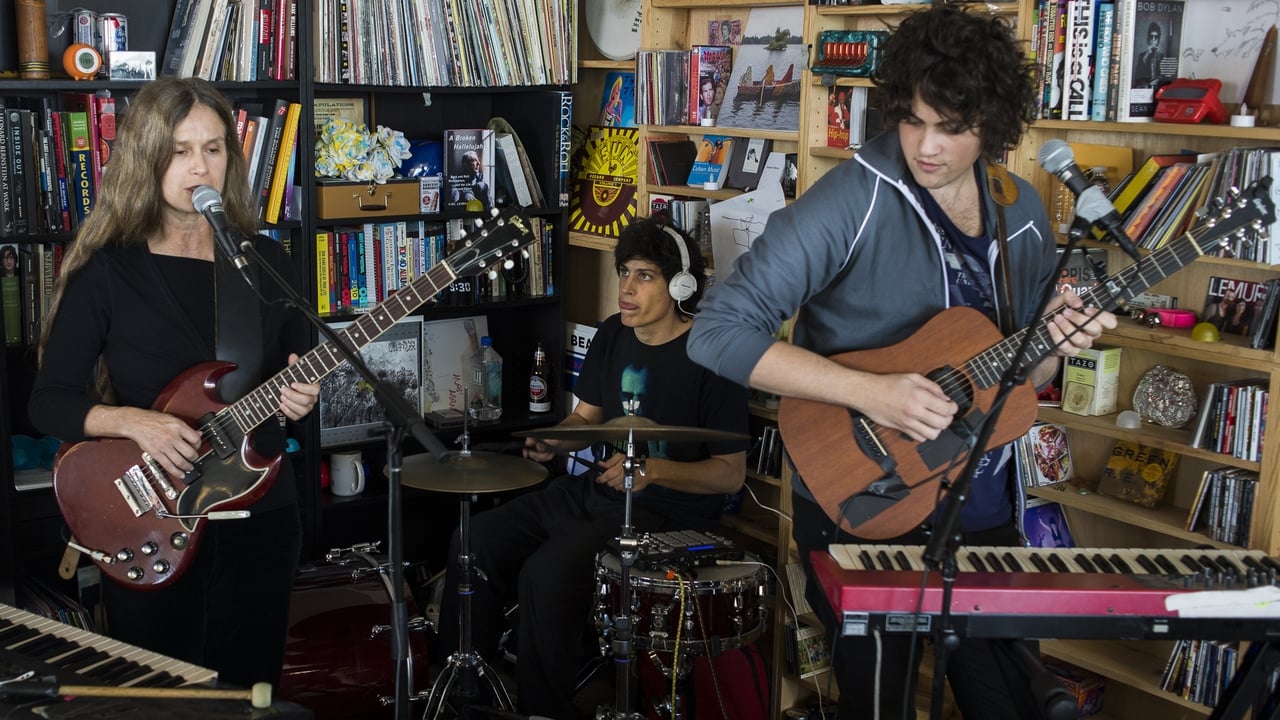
[{"xmin": 2, "ymin": 680, "xmax": 274, "ymax": 709}]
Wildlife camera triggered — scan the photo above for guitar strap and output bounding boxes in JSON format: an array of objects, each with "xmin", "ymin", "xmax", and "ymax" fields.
[
  {"xmin": 986, "ymin": 162, "xmax": 1020, "ymax": 337},
  {"xmin": 214, "ymin": 241, "xmax": 263, "ymax": 403}
]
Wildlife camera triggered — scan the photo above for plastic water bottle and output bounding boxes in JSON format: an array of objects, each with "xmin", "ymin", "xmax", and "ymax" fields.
[{"xmin": 469, "ymin": 336, "xmax": 503, "ymax": 421}]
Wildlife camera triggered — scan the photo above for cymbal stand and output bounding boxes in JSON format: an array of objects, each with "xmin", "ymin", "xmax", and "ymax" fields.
[
  {"xmin": 599, "ymin": 427, "xmax": 645, "ymax": 720},
  {"xmin": 419, "ymin": 392, "xmax": 514, "ymax": 719}
]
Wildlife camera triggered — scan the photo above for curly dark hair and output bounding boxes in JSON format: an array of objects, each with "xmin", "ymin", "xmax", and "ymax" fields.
[
  {"xmin": 873, "ymin": 2, "xmax": 1037, "ymax": 158},
  {"xmin": 614, "ymin": 218, "xmax": 706, "ymax": 314}
]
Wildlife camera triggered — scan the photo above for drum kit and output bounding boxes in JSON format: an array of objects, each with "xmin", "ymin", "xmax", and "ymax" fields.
[{"xmin": 308, "ymin": 414, "xmax": 756, "ymax": 720}]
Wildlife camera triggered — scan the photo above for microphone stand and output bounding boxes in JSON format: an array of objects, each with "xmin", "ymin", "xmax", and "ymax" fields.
[
  {"xmin": 920, "ymin": 222, "xmax": 1093, "ymax": 720},
  {"xmin": 238, "ymin": 239, "xmax": 448, "ymax": 720}
]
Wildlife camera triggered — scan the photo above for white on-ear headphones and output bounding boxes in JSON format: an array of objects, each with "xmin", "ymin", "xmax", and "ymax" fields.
[{"xmin": 661, "ymin": 225, "xmax": 697, "ymax": 303}]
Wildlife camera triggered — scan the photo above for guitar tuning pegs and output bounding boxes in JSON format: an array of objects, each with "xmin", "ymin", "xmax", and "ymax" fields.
[
  {"xmin": 503, "ymin": 258, "xmax": 515, "ymax": 270},
  {"xmin": 488, "ymin": 269, "xmax": 499, "ymax": 280},
  {"xmin": 520, "ymin": 248, "xmax": 530, "ymax": 258}
]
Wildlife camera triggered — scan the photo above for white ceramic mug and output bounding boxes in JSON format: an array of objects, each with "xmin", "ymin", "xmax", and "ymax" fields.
[{"xmin": 330, "ymin": 451, "xmax": 366, "ymax": 497}]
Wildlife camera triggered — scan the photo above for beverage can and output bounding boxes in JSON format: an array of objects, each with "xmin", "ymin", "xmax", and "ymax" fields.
[
  {"xmin": 99, "ymin": 13, "xmax": 128, "ymax": 56},
  {"xmin": 71, "ymin": 8, "xmax": 98, "ymax": 48}
]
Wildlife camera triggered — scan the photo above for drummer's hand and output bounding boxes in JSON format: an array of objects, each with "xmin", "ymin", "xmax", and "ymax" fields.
[
  {"xmin": 594, "ymin": 453, "xmax": 650, "ymax": 493},
  {"xmin": 522, "ymin": 437, "xmax": 556, "ymax": 463}
]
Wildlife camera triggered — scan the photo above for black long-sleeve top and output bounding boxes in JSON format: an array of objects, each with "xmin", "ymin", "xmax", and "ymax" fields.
[{"xmin": 29, "ymin": 236, "xmax": 310, "ymax": 509}]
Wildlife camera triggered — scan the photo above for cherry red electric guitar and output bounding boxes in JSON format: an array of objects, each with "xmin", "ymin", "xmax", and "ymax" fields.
[
  {"xmin": 53, "ymin": 208, "xmax": 536, "ymax": 589},
  {"xmin": 779, "ymin": 180, "xmax": 1275, "ymax": 540}
]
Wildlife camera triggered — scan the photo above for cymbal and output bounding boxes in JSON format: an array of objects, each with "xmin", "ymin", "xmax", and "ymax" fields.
[
  {"xmin": 517, "ymin": 415, "xmax": 747, "ymax": 443},
  {"xmin": 395, "ymin": 451, "xmax": 548, "ymax": 494}
]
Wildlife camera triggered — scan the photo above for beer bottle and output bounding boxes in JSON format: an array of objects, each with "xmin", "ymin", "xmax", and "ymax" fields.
[{"xmin": 529, "ymin": 343, "xmax": 551, "ymax": 413}]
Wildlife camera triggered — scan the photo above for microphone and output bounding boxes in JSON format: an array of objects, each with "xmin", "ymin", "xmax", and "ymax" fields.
[
  {"xmin": 1037, "ymin": 139, "xmax": 1142, "ymax": 262},
  {"xmin": 191, "ymin": 185, "xmax": 254, "ymax": 286}
]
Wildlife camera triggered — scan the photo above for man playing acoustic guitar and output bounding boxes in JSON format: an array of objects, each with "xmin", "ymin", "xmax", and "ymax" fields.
[{"xmin": 689, "ymin": 5, "xmax": 1116, "ymax": 719}]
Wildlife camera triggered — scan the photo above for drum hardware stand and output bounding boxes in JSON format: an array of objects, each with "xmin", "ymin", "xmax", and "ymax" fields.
[
  {"xmin": 238, "ymin": 242, "xmax": 450, "ymax": 720},
  {"xmin": 644, "ymin": 649, "xmax": 695, "ymax": 720},
  {"xmin": 418, "ymin": 407, "xmax": 516, "ymax": 719},
  {"xmin": 598, "ymin": 426, "xmax": 646, "ymax": 720}
]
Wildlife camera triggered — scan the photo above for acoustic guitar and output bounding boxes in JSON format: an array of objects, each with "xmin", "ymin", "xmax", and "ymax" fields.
[
  {"xmin": 52, "ymin": 208, "xmax": 536, "ymax": 589},
  {"xmin": 778, "ymin": 179, "xmax": 1275, "ymax": 540}
]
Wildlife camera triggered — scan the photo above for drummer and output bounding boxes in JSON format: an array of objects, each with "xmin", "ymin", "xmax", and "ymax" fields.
[{"xmin": 436, "ymin": 218, "xmax": 749, "ymax": 719}]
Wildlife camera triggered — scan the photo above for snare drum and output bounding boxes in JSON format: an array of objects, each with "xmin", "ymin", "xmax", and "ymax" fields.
[
  {"xmin": 279, "ymin": 551, "xmax": 429, "ymax": 719},
  {"xmin": 594, "ymin": 549, "xmax": 767, "ymax": 654}
]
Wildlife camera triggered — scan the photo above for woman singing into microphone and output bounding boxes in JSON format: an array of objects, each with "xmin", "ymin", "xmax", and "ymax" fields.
[{"xmin": 29, "ymin": 76, "xmax": 319, "ymax": 688}]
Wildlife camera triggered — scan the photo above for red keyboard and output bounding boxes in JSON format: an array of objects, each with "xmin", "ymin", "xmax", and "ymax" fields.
[{"xmin": 810, "ymin": 545, "xmax": 1280, "ymax": 640}]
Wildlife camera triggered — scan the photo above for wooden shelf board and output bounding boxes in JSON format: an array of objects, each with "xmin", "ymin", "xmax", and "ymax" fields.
[
  {"xmin": 1026, "ymin": 483, "xmax": 1234, "ymax": 549},
  {"xmin": 1041, "ymin": 639, "xmax": 1211, "ymax": 716},
  {"xmin": 1098, "ymin": 324, "xmax": 1277, "ymax": 374},
  {"xmin": 1032, "ymin": 119, "xmax": 1280, "ymax": 143},
  {"xmin": 1037, "ymin": 407, "xmax": 1262, "ymax": 474},
  {"xmin": 641, "ymin": 124, "xmax": 799, "ymax": 142},
  {"xmin": 651, "ymin": 0, "xmax": 800, "ymax": 8},
  {"xmin": 813, "ymin": 1, "xmax": 1019, "ymax": 17},
  {"xmin": 749, "ymin": 400, "xmax": 779, "ymax": 421},
  {"xmin": 645, "ymin": 183, "xmax": 744, "ymax": 201},
  {"xmin": 746, "ymin": 470, "xmax": 784, "ymax": 489},
  {"xmin": 568, "ymin": 231, "xmax": 617, "ymax": 251},
  {"xmin": 809, "ymin": 146, "xmax": 855, "ymax": 160},
  {"xmin": 579, "ymin": 59, "xmax": 634, "ymax": 71},
  {"xmin": 721, "ymin": 512, "xmax": 779, "ymax": 545}
]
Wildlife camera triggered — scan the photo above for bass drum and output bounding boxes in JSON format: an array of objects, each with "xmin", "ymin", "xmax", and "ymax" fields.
[{"xmin": 279, "ymin": 550, "xmax": 429, "ymax": 719}]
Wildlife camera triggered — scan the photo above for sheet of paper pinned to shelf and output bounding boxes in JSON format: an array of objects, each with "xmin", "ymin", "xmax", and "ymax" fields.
[
  {"xmin": 1165, "ymin": 586, "xmax": 1280, "ymax": 617},
  {"xmin": 709, "ymin": 151, "xmax": 787, "ymax": 280}
]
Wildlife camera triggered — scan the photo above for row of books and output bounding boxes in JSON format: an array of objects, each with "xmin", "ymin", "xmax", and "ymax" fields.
[
  {"xmin": 0, "ymin": 242, "xmax": 58, "ymax": 347},
  {"xmin": 0, "ymin": 93, "xmax": 113, "ymax": 238},
  {"xmin": 237, "ymin": 98, "xmax": 302, "ymax": 225},
  {"xmin": 311, "ymin": 0, "xmax": 574, "ymax": 87},
  {"xmin": 1034, "ymin": 0, "xmax": 1185, "ymax": 123},
  {"xmin": 646, "ymin": 134, "xmax": 774, "ymax": 191},
  {"xmin": 314, "ymin": 217, "xmax": 555, "ymax": 316},
  {"xmin": 1200, "ymin": 147, "xmax": 1280, "ymax": 264},
  {"xmin": 634, "ymin": 46, "xmax": 734, "ymax": 127},
  {"xmin": 162, "ymin": 0, "xmax": 298, "ymax": 81},
  {"xmin": 1079, "ymin": 144, "xmax": 1280, "ymax": 264},
  {"xmin": 2, "ymin": 231, "xmax": 290, "ymax": 348},
  {"xmin": 1190, "ymin": 379, "xmax": 1269, "ymax": 463},
  {"xmin": 1186, "ymin": 466, "xmax": 1259, "ymax": 548},
  {"xmin": 1159, "ymin": 639, "xmax": 1239, "ymax": 707}
]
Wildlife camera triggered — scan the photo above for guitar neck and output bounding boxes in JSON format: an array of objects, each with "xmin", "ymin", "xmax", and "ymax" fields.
[
  {"xmin": 971, "ymin": 229, "xmax": 1207, "ymax": 391},
  {"xmin": 222, "ymin": 260, "xmax": 459, "ymax": 433}
]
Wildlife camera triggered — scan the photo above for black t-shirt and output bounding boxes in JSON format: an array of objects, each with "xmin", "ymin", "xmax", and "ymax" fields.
[{"xmin": 575, "ymin": 314, "xmax": 749, "ymax": 523}]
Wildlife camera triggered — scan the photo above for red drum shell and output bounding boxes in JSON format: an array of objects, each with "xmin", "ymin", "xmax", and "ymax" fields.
[
  {"xmin": 279, "ymin": 553, "xmax": 429, "ymax": 719},
  {"xmin": 594, "ymin": 550, "xmax": 767, "ymax": 654}
]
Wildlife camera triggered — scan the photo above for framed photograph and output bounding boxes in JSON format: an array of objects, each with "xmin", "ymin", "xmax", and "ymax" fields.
[
  {"xmin": 319, "ymin": 316, "xmax": 424, "ymax": 447},
  {"xmin": 108, "ymin": 51, "xmax": 156, "ymax": 80}
]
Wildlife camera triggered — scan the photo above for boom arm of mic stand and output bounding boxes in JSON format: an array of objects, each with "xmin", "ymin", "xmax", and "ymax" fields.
[{"xmin": 236, "ymin": 241, "xmax": 447, "ymax": 458}]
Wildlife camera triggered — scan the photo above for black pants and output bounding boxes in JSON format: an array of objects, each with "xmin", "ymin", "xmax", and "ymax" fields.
[
  {"xmin": 792, "ymin": 493, "xmax": 1040, "ymax": 720},
  {"xmin": 101, "ymin": 504, "xmax": 303, "ymax": 688},
  {"xmin": 438, "ymin": 475, "xmax": 703, "ymax": 720}
]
